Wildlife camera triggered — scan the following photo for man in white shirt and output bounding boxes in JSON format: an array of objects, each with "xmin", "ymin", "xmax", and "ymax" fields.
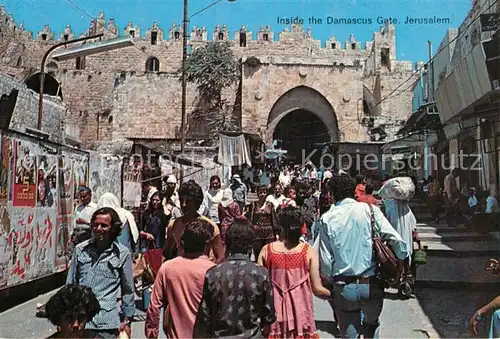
[
  {"xmin": 318, "ymin": 175, "xmax": 408, "ymax": 338},
  {"xmin": 71, "ymin": 186, "xmax": 98, "ymax": 256}
]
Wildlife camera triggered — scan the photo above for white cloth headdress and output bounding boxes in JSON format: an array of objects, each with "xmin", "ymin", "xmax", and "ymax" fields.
[{"xmin": 97, "ymin": 192, "xmax": 139, "ymax": 244}]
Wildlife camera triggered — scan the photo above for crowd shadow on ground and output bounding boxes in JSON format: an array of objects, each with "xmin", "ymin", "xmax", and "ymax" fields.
[
  {"xmin": 315, "ymin": 320, "xmax": 340, "ymax": 337},
  {"xmin": 415, "ymin": 286, "xmax": 497, "ymax": 338}
]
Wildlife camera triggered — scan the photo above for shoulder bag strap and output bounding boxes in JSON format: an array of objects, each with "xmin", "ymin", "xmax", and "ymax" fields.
[{"xmin": 366, "ymin": 202, "xmax": 376, "ymax": 239}]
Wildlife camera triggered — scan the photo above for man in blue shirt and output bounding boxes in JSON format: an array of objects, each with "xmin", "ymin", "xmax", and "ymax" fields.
[
  {"xmin": 318, "ymin": 175, "xmax": 409, "ymax": 338},
  {"xmin": 67, "ymin": 207, "xmax": 135, "ymax": 338}
]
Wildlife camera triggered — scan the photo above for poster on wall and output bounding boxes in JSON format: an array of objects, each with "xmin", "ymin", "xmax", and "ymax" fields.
[
  {"xmin": 123, "ymin": 181, "xmax": 141, "ymax": 207},
  {"xmin": 32, "ymin": 209, "xmax": 57, "ymax": 279},
  {"xmin": 7, "ymin": 208, "xmax": 36, "ymax": 285},
  {"xmin": 36, "ymin": 155, "xmax": 58, "ymax": 208},
  {"xmin": 0, "ymin": 206, "xmax": 12, "ymax": 288},
  {"xmin": 123, "ymin": 156, "xmax": 143, "ymax": 183},
  {"xmin": 6, "ymin": 208, "xmax": 57, "ymax": 286},
  {"xmin": 89, "ymin": 152, "xmax": 123, "ymax": 202},
  {"xmin": 72, "ymin": 155, "xmax": 89, "ymax": 199},
  {"xmin": 54, "ymin": 214, "xmax": 71, "ymax": 270},
  {"xmin": 12, "ymin": 140, "xmax": 36, "ymax": 207},
  {"xmin": 58, "ymin": 154, "xmax": 74, "ymax": 217},
  {"xmin": 0, "ymin": 133, "xmax": 12, "ymax": 205}
]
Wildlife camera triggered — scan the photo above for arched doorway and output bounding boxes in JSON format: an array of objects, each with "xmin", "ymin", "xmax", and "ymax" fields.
[
  {"xmin": 24, "ymin": 72, "xmax": 63, "ymax": 100},
  {"xmin": 267, "ymin": 86, "xmax": 339, "ymax": 165},
  {"xmin": 145, "ymin": 56, "xmax": 160, "ymax": 72},
  {"xmin": 273, "ymin": 109, "xmax": 331, "ymax": 164}
]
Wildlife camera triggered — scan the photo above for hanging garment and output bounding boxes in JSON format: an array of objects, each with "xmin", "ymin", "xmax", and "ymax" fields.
[{"xmin": 218, "ymin": 133, "xmax": 252, "ymax": 167}]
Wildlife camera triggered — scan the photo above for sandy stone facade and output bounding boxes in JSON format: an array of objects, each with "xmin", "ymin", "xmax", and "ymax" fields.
[{"xmin": 0, "ymin": 5, "xmax": 416, "ymax": 148}]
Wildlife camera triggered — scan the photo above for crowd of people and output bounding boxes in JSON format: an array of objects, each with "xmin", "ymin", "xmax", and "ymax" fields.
[
  {"xmin": 422, "ymin": 169, "xmax": 499, "ymax": 227},
  {"xmin": 40, "ymin": 164, "xmax": 499, "ymax": 339}
]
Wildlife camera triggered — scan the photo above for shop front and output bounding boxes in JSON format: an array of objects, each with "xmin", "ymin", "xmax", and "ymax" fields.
[{"xmin": 381, "ymin": 137, "xmax": 426, "ymax": 179}]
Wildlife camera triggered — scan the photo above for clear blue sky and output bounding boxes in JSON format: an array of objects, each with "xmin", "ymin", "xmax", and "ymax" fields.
[{"xmin": 5, "ymin": 0, "xmax": 471, "ymax": 62}]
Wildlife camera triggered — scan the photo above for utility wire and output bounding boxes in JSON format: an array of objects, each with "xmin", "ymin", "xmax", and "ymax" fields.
[{"xmin": 369, "ymin": 0, "xmax": 498, "ymax": 112}]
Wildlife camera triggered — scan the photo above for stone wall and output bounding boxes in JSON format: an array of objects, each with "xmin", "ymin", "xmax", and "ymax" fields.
[
  {"xmin": 55, "ymin": 70, "xmax": 117, "ymax": 143},
  {"xmin": 0, "ymin": 4, "xmax": 416, "ymax": 147},
  {"xmin": 0, "ymin": 74, "xmax": 65, "ymax": 143},
  {"xmin": 111, "ymin": 72, "xmax": 238, "ymax": 140}
]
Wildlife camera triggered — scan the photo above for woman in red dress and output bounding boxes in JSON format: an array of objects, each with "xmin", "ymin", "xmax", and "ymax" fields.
[{"xmin": 258, "ymin": 206, "xmax": 330, "ymax": 338}]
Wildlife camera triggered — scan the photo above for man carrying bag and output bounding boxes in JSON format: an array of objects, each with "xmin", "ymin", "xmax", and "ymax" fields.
[{"xmin": 316, "ymin": 175, "xmax": 409, "ymax": 338}]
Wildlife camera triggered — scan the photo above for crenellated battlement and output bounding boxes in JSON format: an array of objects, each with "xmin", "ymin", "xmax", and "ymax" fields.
[
  {"xmin": 0, "ymin": 6, "xmax": 398, "ymax": 53},
  {"xmin": 0, "ymin": 3, "xmax": 414, "ymax": 148}
]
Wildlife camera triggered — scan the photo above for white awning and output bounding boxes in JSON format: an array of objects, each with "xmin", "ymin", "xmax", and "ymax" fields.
[{"xmin": 435, "ymin": 43, "xmax": 492, "ymax": 125}]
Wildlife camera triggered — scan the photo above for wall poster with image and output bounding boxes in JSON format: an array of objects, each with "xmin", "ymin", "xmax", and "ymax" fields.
[
  {"xmin": 36, "ymin": 155, "xmax": 58, "ymax": 209},
  {"xmin": 12, "ymin": 140, "xmax": 36, "ymax": 207}
]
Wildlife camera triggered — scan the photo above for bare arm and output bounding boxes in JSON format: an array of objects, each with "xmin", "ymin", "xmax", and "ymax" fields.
[
  {"xmin": 145, "ymin": 268, "xmax": 167, "ymax": 339},
  {"xmin": 211, "ymin": 234, "xmax": 225, "ymax": 264},
  {"xmin": 308, "ymin": 246, "xmax": 331, "ymax": 299},
  {"xmin": 257, "ymin": 245, "xmax": 266, "ymax": 266},
  {"xmin": 470, "ymin": 295, "xmax": 500, "ymax": 336},
  {"xmin": 162, "ymin": 223, "xmax": 176, "ymax": 260},
  {"xmin": 477, "ymin": 296, "xmax": 500, "ymax": 316}
]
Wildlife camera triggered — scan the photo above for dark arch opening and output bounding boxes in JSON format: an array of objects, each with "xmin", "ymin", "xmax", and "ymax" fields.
[
  {"xmin": 363, "ymin": 100, "xmax": 370, "ymax": 115},
  {"xmin": 25, "ymin": 73, "xmax": 63, "ymax": 100},
  {"xmin": 146, "ymin": 57, "xmax": 160, "ymax": 72},
  {"xmin": 273, "ymin": 109, "xmax": 330, "ymax": 165}
]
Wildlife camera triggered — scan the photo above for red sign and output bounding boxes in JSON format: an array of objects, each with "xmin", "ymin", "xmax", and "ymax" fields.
[{"xmin": 12, "ymin": 178, "xmax": 36, "ymax": 207}]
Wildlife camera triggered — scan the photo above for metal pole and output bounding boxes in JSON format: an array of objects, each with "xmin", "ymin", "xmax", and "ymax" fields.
[
  {"xmin": 424, "ymin": 127, "xmax": 430, "ymax": 178},
  {"xmin": 428, "ymin": 40, "xmax": 434, "ymax": 102},
  {"xmin": 423, "ymin": 40, "xmax": 433, "ymax": 179},
  {"xmin": 96, "ymin": 112, "xmax": 100, "ymax": 141},
  {"xmin": 37, "ymin": 33, "xmax": 104, "ymax": 131},
  {"xmin": 180, "ymin": 0, "xmax": 189, "ymax": 185},
  {"xmin": 37, "ymin": 64, "xmax": 46, "ymax": 130}
]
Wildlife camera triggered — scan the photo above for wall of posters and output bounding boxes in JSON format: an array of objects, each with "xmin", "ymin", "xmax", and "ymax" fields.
[
  {"xmin": 0, "ymin": 130, "xmax": 90, "ymax": 289},
  {"xmin": 0, "ymin": 129, "xmax": 125, "ymax": 290}
]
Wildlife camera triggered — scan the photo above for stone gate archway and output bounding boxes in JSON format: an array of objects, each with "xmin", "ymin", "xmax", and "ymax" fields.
[{"xmin": 266, "ymin": 86, "xmax": 340, "ymax": 164}]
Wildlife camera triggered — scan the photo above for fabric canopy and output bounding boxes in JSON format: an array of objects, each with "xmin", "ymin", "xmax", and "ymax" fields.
[{"xmin": 218, "ymin": 133, "xmax": 252, "ymax": 167}]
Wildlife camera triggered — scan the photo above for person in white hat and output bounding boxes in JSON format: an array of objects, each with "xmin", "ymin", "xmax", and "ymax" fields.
[
  {"xmin": 230, "ymin": 174, "xmax": 247, "ymax": 212},
  {"xmin": 163, "ymin": 174, "xmax": 182, "ymax": 220}
]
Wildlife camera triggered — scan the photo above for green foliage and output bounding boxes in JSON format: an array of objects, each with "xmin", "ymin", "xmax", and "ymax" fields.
[
  {"xmin": 184, "ymin": 41, "xmax": 239, "ymax": 99},
  {"xmin": 182, "ymin": 41, "xmax": 240, "ymax": 138}
]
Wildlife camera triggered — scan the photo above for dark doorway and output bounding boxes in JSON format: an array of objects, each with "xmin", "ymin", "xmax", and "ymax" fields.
[
  {"xmin": 273, "ymin": 109, "xmax": 330, "ymax": 165},
  {"xmin": 146, "ymin": 57, "xmax": 160, "ymax": 72},
  {"xmin": 25, "ymin": 73, "xmax": 63, "ymax": 100}
]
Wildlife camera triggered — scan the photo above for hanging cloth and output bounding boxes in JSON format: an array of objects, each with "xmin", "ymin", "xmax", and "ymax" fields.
[{"xmin": 218, "ymin": 133, "xmax": 252, "ymax": 167}]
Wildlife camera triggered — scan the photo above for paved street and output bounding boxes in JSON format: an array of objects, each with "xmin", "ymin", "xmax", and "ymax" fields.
[{"xmin": 0, "ymin": 285, "xmax": 440, "ymax": 338}]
